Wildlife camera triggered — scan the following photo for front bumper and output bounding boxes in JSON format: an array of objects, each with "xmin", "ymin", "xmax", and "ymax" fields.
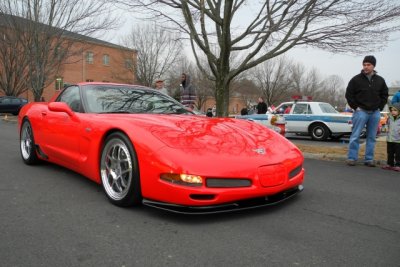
[{"xmin": 142, "ymin": 185, "xmax": 303, "ymax": 214}]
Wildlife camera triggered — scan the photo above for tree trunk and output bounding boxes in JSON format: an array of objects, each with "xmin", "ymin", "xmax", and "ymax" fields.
[{"xmin": 214, "ymin": 77, "xmax": 230, "ymax": 117}]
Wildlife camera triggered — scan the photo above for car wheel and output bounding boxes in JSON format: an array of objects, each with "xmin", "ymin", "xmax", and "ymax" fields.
[
  {"xmin": 20, "ymin": 119, "xmax": 40, "ymax": 165},
  {"xmin": 360, "ymin": 130, "xmax": 367, "ymax": 138},
  {"xmin": 100, "ymin": 132, "xmax": 142, "ymax": 207},
  {"xmin": 310, "ymin": 123, "xmax": 330, "ymax": 141}
]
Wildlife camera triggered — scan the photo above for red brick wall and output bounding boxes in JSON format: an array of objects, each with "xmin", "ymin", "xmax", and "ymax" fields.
[{"xmin": 31, "ymin": 42, "xmax": 136, "ymax": 102}]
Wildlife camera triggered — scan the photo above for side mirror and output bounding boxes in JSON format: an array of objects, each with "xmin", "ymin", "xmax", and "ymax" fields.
[{"xmin": 48, "ymin": 102, "xmax": 74, "ymax": 117}]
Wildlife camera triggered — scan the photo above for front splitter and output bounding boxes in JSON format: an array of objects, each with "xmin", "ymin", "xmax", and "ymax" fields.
[{"xmin": 142, "ymin": 185, "xmax": 304, "ymax": 214}]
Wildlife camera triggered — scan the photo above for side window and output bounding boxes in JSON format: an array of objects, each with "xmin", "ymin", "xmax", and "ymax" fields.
[
  {"xmin": 292, "ymin": 103, "xmax": 308, "ymax": 114},
  {"xmin": 57, "ymin": 86, "xmax": 81, "ymax": 112},
  {"xmin": 307, "ymin": 104, "xmax": 313, "ymax": 114},
  {"xmin": 276, "ymin": 104, "xmax": 289, "ymax": 114}
]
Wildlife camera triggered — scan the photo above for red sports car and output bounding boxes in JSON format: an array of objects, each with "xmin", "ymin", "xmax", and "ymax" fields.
[{"xmin": 18, "ymin": 82, "xmax": 304, "ymax": 214}]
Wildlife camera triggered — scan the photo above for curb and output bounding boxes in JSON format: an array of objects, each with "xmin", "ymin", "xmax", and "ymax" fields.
[{"xmin": 301, "ymin": 152, "xmax": 386, "ymax": 165}]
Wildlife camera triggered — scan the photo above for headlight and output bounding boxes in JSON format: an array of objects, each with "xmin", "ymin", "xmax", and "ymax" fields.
[{"xmin": 160, "ymin": 173, "xmax": 203, "ymax": 187}]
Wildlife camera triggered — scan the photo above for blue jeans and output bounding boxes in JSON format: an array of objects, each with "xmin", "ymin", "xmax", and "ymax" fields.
[{"xmin": 348, "ymin": 109, "xmax": 380, "ymax": 162}]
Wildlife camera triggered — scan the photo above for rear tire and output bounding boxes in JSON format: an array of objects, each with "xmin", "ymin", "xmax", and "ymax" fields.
[
  {"xmin": 100, "ymin": 132, "xmax": 142, "ymax": 207},
  {"xmin": 20, "ymin": 119, "xmax": 40, "ymax": 165},
  {"xmin": 310, "ymin": 123, "xmax": 330, "ymax": 141}
]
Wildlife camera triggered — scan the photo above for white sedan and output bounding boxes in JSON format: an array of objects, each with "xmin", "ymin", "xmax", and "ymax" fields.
[{"xmin": 273, "ymin": 101, "xmax": 353, "ymax": 141}]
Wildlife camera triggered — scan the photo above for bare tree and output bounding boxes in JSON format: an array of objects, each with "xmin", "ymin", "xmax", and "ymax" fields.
[
  {"xmin": 0, "ymin": 14, "xmax": 29, "ymax": 96},
  {"xmin": 230, "ymin": 78, "xmax": 259, "ymax": 109},
  {"xmin": 0, "ymin": 0, "xmax": 117, "ymax": 101},
  {"xmin": 321, "ymin": 75, "xmax": 346, "ymax": 109},
  {"xmin": 121, "ymin": 23, "xmax": 183, "ymax": 87},
  {"xmin": 288, "ymin": 63, "xmax": 324, "ymax": 100},
  {"xmin": 251, "ymin": 56, "xmax": 295, "ymax": 107},
  {"xmin": 113, "ymin": 0, "xmax": 400, "ymax": 116}
]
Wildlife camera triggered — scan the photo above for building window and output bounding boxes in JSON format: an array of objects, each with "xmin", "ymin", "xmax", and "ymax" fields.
[
  {"xmin": 125, "ymin": 58, "xmax": 133, "ymax": 69},
  {"xmin": 86, "ymin": 79, "xmax": 94, "ymax": 82},
  {"xmin": 103, "ymin": 54, "xmax": 110, "ymax": 65},
  {"xmin": 55, "ymin": 77, "xmax": 63, "ymax": 90},
  {"xmin": 86, "ymin": 52, "xmax": 94, "ymax": 64}
]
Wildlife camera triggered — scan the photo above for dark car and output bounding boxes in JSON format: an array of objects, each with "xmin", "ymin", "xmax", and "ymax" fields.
[{"xmin": 0, "ymin": 96, "xmax": 28, "ymax": 115}]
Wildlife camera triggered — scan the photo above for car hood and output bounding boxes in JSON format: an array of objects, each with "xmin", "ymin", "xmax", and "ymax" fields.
[
  {"xmin": 147, "ymin": 115, "xmax": 274, "ymax": 148},
  {"xmin": 92, "ymin": 113, "xmax": 302, "ymax": 174},
  {"xmin": 123, "ymin": 114, "xmax": 300, "ymax": 160}
]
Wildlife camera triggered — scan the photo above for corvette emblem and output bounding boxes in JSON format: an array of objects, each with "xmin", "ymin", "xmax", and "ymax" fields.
[{"xmin": 253, "ymin": 148, "xmax": 266, "ymax": 155}]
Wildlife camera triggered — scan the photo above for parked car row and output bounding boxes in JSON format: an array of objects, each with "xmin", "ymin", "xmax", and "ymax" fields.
[{"xmin": 0, "ymin": 96, "xmax": 28, "ymax": 115}]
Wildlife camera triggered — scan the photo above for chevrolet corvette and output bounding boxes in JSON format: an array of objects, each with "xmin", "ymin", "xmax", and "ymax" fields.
[{"xmin": 18, "ymin": 82, "xmax": 304, "ymax": 214}]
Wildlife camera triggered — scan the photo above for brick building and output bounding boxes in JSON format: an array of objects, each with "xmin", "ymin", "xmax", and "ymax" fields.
[
  {"xmin": 0, "ymin": 14, "xmax": 136, "ymax": 102},
  {"xmin": 38, "ymin": 39, "xmax": 137, "ymax": 102}
]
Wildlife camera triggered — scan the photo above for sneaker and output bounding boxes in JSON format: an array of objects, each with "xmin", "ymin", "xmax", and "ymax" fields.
[
  {"xmin": 382, "ymin": 165, "xmax": 394, "ymax": 170},
  {"xmin": 392, "ymin": 166, "xmax": 400, "ymax": 172},
  {"xmin": 364, "ymin": 161, "xmax": 376, "ymax": 167},
  {"xmin": 346, "ymin": 159, "xmax": 356, "ymax": 166}
]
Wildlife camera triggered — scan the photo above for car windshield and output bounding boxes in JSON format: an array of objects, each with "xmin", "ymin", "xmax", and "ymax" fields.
[
  {"xmin": 82, "ymin": 85, "xmax": 193, "ymax": 115},
  {"xmin": 319, "ymin": 103, "xmax": 339, "ymax": 114}
]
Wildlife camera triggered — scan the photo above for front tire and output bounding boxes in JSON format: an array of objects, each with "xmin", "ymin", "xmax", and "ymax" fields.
[
  {"xmin": 20, "ymin": 119, "xmax": 40, "ymax": 165},
  {"xmin": 100, "ymin": 132, "xmax": 142, "ymax": 207},
  {"xmin": 310, "ymin": 123, "xmax": 330, "ymax": 141}
]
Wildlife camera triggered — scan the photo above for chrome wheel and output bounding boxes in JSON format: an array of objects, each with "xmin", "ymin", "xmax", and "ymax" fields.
[
  {"xmin": 100, "ymin": 132, "xmax": 141, "ymax": 206},
  {"xmin": 20, "ymin": 120, "xmax": 39, "ymax": 164}
]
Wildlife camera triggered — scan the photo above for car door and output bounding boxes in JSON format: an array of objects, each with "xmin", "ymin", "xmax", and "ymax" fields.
[
  {"xmin": 286, "ymin": 103, "xmax": 312, "ymax": 133},
  {"xmin": 40, "ymin": 86, "xmax": 83, "ymax": 167}
]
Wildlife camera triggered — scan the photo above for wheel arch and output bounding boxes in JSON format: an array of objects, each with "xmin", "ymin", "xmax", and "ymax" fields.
[
  {"xmin": 98, "ymin": 128, "xmax": 141, "ymax": 181},
  {"xmin": 307, "ymin": 121, "xmax": 331, "ymax": 133},
  {"xmin": 99, "ymin": 129, "xmax": 143, "ymax": 206}
]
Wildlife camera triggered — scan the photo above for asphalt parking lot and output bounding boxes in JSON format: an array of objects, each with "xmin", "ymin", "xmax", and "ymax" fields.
[{"xmin": 1, "ymin": 117, "xmax": 400, "ymax": 266}]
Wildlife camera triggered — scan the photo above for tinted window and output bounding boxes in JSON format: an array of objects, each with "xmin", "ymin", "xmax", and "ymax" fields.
[{"xmin": 82, "ymin": 85, "xmax": 192, "ymax": 115}]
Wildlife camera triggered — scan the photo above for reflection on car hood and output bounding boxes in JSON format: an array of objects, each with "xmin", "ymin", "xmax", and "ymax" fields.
[
  {"xmin": 148, "ymin": 115, "xmax": 272, "ymax": 149},
  {"xmin": 144, "ymin": 115, "xmax": 299, "ymax": 162}
]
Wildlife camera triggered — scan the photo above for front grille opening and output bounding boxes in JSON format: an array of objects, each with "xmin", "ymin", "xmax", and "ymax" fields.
[
  {"xmin": 189, "ymin": 194, "xmax": 216, "ymax": 200},
  {"xmin": 206, "ymin": 178, "xmax": 252, "ymax": 188},
  {"xmin": 289, "ymin": 165, "xmax": 302, "ymax": 179}
]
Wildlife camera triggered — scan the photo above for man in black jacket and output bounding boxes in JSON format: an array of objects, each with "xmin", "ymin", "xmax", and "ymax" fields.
[
  {"xmin": 256, "ymin": 97, "xmax": 268, "ymax": 114},
  {"xmin": 345, "ymin": 55, "xmax": 389, "ymax": 167}
]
